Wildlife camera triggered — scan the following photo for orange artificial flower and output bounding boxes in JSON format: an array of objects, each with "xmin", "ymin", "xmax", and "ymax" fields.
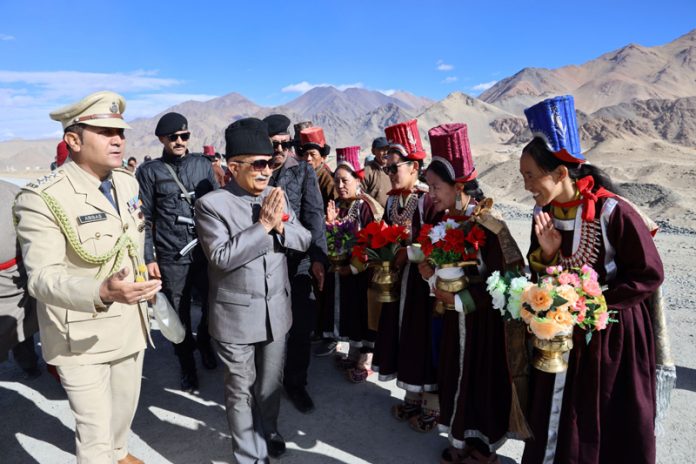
[
  {"xmin": 530, "ymin": 318, "xmax": 567, "ymax": 340},
  {"xmin": 526, "ymin": 285, "xmax": 553, "ymax": 312}
]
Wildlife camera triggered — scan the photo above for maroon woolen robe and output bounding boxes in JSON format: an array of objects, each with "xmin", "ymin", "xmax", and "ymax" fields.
[{"xmin": 522, "ymin": 197, "xmax": 664, "ymax": 464}]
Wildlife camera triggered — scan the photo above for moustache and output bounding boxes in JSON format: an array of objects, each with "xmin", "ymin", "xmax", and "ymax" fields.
[{"xmin": 255, "ymin": 175, "xmax": 269, "ymax": 181}]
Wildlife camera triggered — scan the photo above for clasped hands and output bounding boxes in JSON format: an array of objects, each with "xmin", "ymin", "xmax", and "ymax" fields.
[{"xmin": 259, "ymin": 187, "xmax": 287, "ymax": 234}]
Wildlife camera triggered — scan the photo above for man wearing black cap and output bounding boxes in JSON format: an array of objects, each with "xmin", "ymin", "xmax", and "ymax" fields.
[
  {"xmin": 136, "ymin": 112, "xmax": 219, "ymax": 392},
  {"xmin": 195, "ymin": 117, "xmax": 311, "ymax": 464},
  {"xmin": 263, "ymin": 114, "xmax": 327, "ymax": 415},
  {"xmin": 361, "ymin": 136, "xmax": 392, "ymax": 207}
]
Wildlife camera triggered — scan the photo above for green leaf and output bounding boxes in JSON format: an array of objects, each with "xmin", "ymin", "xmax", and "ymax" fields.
[{"xmin": 585, "ymin": 331, "xmax": 592, "ymax": 345}]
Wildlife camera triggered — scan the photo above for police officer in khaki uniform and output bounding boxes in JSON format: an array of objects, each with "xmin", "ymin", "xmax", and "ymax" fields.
[{"xmin": 13, "ymin": 91, "xmax": 162, "ymax": 464}]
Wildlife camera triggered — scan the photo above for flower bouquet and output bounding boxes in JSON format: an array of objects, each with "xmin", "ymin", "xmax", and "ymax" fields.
[
  {"xmin": 351, "ymin": 221, "xmax": 409, "ymax": 302},
  {"xmin": 486, "ymin": 264, "xmax": 615, "ymax": 373},
  {"xmin": 416, "ymin": 218, "xmax": 486, "ymax": 313},
  {"xmin": 325, "ymin": 221, "xmax": 357, "ymax": 272}
]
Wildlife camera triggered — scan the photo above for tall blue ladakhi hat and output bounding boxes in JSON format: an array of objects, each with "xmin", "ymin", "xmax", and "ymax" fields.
[{"xmin": 523, "ymin": 95, "xmax": 586, "ymax": 164}]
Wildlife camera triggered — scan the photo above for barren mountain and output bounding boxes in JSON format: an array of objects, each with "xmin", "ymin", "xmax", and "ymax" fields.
[{"xmin": 480, "ymin": 28, "xmax": 696, "ymax": 114}]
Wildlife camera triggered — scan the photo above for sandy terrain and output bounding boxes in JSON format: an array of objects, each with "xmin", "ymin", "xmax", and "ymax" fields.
[{"xmin": 2, "ymin": 214, "xmax": 695, "ymax": 464}]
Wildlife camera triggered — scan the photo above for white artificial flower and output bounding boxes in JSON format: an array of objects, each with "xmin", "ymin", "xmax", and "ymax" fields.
[
  {"xmin": 506, "ymin": 295, "xmax": 522, "ymax": 319},
  {"xmin": 491, "ymin": 289, "xmax": 506, "ymax": 311},
  {"xmin": 429, "ymin": 223, "xmax": 447, "ymax": 243},
  {"xmin": 443, "ymin": 218, "xmax": 460, "ymax": 230},
  {"xmin": 486, "ymin": 271, "xmax": 501, "ymax": 292}
]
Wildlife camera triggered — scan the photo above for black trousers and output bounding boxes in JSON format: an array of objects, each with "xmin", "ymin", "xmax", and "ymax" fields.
[
  {"xmin": 159, "ymin": 257, "xmax": 211, "ymax": 368},
  {"xmin": 283, "ymin": 256, "xmax": 317, "ymax": 389}
]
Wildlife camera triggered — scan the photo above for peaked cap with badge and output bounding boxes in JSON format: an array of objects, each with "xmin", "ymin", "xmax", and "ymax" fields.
[
  {"xmin": 523, "ymin": 95, "xmax": 586, "ymax": 164},
  {"xmin": 50, "ymin": 91, "xmax": 131, "ymax": 130}
]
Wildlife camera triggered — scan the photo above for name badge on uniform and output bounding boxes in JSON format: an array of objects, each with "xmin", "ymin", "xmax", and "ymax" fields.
[{"xmin": 78, "ymin": 213, "xmax": 108, "ymax": 224}]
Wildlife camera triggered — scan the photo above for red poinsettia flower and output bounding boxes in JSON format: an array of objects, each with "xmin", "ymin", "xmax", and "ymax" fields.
[
  {"xmin": 465, "ymin": 225, "xmax": 486, "ymax": 250},
  {"xmin": 384, "ymin": 224, "xmax": 407, "ymax": 244},
  {"xmin": 443, "ymin": 228, "xmax": 466, "ymax": 253},
  {"xmin": 371, "ymin": 232, "xmax": 388, "ymax": 249},
  {"xmin": 351, "ymin": 245, "xmax": 368, "ymax": 263}
]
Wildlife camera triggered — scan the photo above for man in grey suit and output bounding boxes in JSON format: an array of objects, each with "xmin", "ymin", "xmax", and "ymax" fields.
[{"xmin": 195, "ymin": 117, "xmax": 311, "ymax": 464}]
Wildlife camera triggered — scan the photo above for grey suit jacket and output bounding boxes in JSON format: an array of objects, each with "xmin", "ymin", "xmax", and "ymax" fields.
[{"xmin": 195, "ymin": 179, "xmax": 311, "ymax": 344}]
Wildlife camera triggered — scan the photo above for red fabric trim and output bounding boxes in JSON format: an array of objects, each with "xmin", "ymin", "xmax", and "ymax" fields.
[
  {"xmin": 553, "ymin": 148, "xmax": 586, "ymax": 164},
  {"xmin": 551, "ymin": 176, "xmax": 616, "ymax": 222},
  {"xmin": 455, "ymin": 168, "xmax": 478, "ymax": 183},
  {"xmin": 0, "ymin": 256, "xmax": 19, "ymax": 271}
]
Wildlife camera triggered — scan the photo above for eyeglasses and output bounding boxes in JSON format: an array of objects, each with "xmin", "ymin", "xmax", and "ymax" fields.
[
  {"xmin": 166, "ymin": 132, "xmax": 191, "ymax": 142},
  {"xmin": 272, "ymin": 140, "xmax": 295, "ymax": 150},
  {"xmin": 234, "ymin": 159, "xmax": 282, "ymax": 171},
  {"xmin": 382, "ymin": 161, "xmax": 411, "ymax": 175}
]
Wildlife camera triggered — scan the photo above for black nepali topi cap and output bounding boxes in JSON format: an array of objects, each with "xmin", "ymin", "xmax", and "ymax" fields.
[
  {"xmin": 263, "ymin": 114, "xmax": 291, "ymax": 137},
  {"xmin": 372, "ymin": 136, "xmax": 389, "ymax": 149},
  {"xmin": 225, "ymin": 118, "xmax": 274, "ymax": 159},
  {"xmin": 155, "ymin": 112, "xmax": 188, "ymax": 136}
]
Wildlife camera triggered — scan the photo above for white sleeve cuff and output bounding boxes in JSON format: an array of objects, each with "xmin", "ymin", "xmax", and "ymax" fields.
[{"xmin": 454, "ymin": 293, "xmax": 464, "ymax": 313}]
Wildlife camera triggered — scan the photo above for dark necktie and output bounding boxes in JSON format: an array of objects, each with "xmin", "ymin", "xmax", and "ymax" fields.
[{"xmin": 99, "ymin": 180, "xmax": 119, "ymax": 213}]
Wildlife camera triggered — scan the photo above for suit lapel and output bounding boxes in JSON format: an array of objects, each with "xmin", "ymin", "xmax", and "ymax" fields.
[{"xmin": 64, "ymin": 162, "xmax": 121, "ymax": 219}]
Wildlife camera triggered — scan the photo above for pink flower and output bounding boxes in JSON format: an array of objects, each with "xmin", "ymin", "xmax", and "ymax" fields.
[
  {"xmin": 557, "ymin": 272, "xmax": 581, "ymax": 287},
  {"xmin": 581, "ymin": 264, "xmax": 599, "ymax": 282},
  {"xmin": 576, "ymin": 313, "xmax": 585, "ymax": 323},
  {"xmin": 582, "ymin": 279, "xmax": 602, "ymax": 297},
  {"xmin": 575, "ymin": 297, "xmax": 588, "ymax": 315},
  {"xmin": 546, "ymin": 265, "xmax": 563, "ymax": 275},
  {"xmin": 595, "ymin": 311, "xmax": 609, "ymax": 330}
]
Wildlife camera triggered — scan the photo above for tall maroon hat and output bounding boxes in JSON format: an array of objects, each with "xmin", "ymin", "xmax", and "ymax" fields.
[
  {"xmin": 428, "ymin": 123, "xmax": 477, "ymax": 183},
  {"xmin": 203, "ymin": 145, "xmax": 215, "ymax": 156},
  {"xmin": 384, "ymin": 119, "xmax": 426, "ymax": 161},
  {"xmin": 336, "ymin": 146, "xmax": 364, "ymax": 179}
]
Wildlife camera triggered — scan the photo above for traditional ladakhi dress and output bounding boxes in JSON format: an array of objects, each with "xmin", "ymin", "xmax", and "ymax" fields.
[
  {"xmin": 321, "ymin": 195, "xmax": 382, "ymax": 353},
  {"xmin": 372, "ymin": 187, "xmax": 441, "ymax": 392},
  {"xmin": 521, "ymin": 194, "xmax": 664, "ymax": 464},
  {"xmin": 436, "ymin": 200, "xmax": 530, "ymax": 455}
]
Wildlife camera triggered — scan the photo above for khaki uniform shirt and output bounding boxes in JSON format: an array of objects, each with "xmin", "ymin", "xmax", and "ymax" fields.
[{"xmin": 13, "ymin": 161, "xmax": 150, "ymax": 366}]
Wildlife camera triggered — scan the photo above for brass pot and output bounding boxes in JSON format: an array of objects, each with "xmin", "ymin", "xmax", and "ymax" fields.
[
  {"xmin": 531, "ymin": 333, "xmax": 573, "ymax": 373},
  {"xmin": 433, "ymin": 274, "xmax": 467, "ymax": 315},
  {"xmin": 328, "ymin": 253, "xmax": 349, "ymax": 272},
  {"xmin": 370, "ymin": 261, "xmax": 400, "ymax": 303}
]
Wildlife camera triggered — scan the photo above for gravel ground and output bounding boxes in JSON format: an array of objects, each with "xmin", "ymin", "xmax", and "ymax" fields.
[{"xmin": 1, "ymin": 217, "xmax": 695, "ymax": 464}]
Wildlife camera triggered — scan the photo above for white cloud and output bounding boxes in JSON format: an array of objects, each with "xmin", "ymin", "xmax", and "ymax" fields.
[
  {"xmin": 0, "ymin": 70, "xmax": 212, "ymax": 141},
  {"xmin": 472, "ymin": 80, "xmax": 498, "ymax": 92},
  {"xmin": 378, "ymin": 89, "xmax": 396, "ymax": 96},
  {"xmin": 442, "ymin": 76, "xmax": 458, "ymax": 84},
  {"xmin": 436, "ymin": 60, "xmax": 454, "ymax": 72},
  {"xmin": 281, "ymin": 81, "xmax": 364, "ymax": 94},
  {"xmin": 0, "ymin": 34, "xmax": 15, "ymax": 41}
]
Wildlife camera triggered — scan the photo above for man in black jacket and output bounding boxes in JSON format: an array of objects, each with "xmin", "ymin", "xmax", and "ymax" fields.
[
  {"xmin": 136, "ymin": 112, "xmax": 219, "ymax": 392},
  {"xmin": 263, "ymin": 115, "xmax": 327, "ymax": 426}
]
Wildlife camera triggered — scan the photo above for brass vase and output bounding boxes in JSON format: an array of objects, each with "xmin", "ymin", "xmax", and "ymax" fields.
[
  {"xmin": 328, "ymin": 253, "xmax": 349, "ymax": 272},
  {"xmin": 532, "ymin": 333, "xmax": 573, "ymax": 373},
  {"xmin": 433, "ymin": 275, "xmax": 467, "ymax": 315},
  {"xmin": 370, "ymin": 261, "xmax": 400, "ymax": 303}
]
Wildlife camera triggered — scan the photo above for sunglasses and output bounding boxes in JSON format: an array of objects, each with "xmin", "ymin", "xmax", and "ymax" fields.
[
  {"xmin": 235, "ymin": 159, "xmax": 282, "ymax": 171},
  {"xmin": 382, "ymin": 161, "xmax": 411, "ymax": 175},
  {"xmin": 272, "ymin": 140, "xmax": 295, "ymax": 150},
  {"xmin": 166, "ymin": 132, "xmax": 191, "ymax": 142}
]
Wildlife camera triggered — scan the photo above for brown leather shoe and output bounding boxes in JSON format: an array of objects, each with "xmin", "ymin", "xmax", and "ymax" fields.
[{"xmin": 118, "ymin": 454, "xmax": 144, "ymax": 464}]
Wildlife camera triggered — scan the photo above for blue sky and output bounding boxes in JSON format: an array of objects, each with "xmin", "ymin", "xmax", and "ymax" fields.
[{"xmin": 0, "ymin": 0, "xmax": 694, "ymax": 140}]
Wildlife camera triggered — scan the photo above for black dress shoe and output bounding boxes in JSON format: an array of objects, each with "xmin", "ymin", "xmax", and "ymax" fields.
[
  {"xmin": 199, "ymin": 343, "xmax": 218, "ymax": 370},
  {"xmin": 285, "ymin": 386, "xmax": 315, "ymax": 413},
  {"xmin": 180, "ymin": 369, "xmax": 199, "ymax": 392},
  {"xmin": 266, "ymin": 432, "xmax": 286, "ymax": 458}
]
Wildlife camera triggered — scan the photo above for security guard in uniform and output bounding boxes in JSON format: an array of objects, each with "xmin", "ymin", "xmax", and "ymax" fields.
[
  {"xmin": 13, "ymin": 91, "xmax": 161, "ymax": 464},
  {"xmin": 135, "ymin": 112, "xmax": 219, "ymax": 392}
]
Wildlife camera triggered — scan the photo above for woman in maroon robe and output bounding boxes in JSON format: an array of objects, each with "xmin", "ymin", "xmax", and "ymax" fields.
[
  {"xmin": 519, "ymin": 136, "xmax": 664, "ymax": 464},
  {"xmin": 419, "ymin": 128, "xmax": 527, "ymax": 463},
  {"xmin": 322, "ymin": 158, "xmax": 382, "ymax": 383}
]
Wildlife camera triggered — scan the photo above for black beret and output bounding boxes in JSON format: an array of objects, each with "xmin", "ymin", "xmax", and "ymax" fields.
[
  {"xmin": 372, "ymin": 137, "xmax": 389, "ymax": 149},
  {"xmin": 225, "ymin": 118, "xmax": 274, "ymax": 159},
  {"xmin": 263, "ymin": 114, "xmax": 291, "ymax": 137},
  {"xmin": 155, "ymin": 112, "xmax": 188, "ymax": 136}
]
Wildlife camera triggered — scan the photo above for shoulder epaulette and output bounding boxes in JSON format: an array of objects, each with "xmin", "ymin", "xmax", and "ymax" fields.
[{"xmin": 22, "ymin": 169, "xmax": 65, "ymax": 192}]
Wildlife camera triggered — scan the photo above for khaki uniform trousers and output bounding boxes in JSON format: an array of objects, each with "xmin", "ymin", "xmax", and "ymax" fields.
[{"xmin": 57, "ymin": 350, "xmax": 144, "ymax": 463}]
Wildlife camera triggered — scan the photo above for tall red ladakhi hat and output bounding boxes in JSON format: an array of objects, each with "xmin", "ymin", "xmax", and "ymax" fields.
[
  {"xmin": 427, "ymin": 123, "xmax": 477, "ymax": 182},
  {"xmin": 300, "ymin": 126, "xmax": 331, "ymax": 157},
  {"xmin": 336, "ymin": 146, "xmax": 363, "ymax": 179},
  {"xmin": 384, "ymin": 119, "xmax": 426, "ymax": 161}
]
